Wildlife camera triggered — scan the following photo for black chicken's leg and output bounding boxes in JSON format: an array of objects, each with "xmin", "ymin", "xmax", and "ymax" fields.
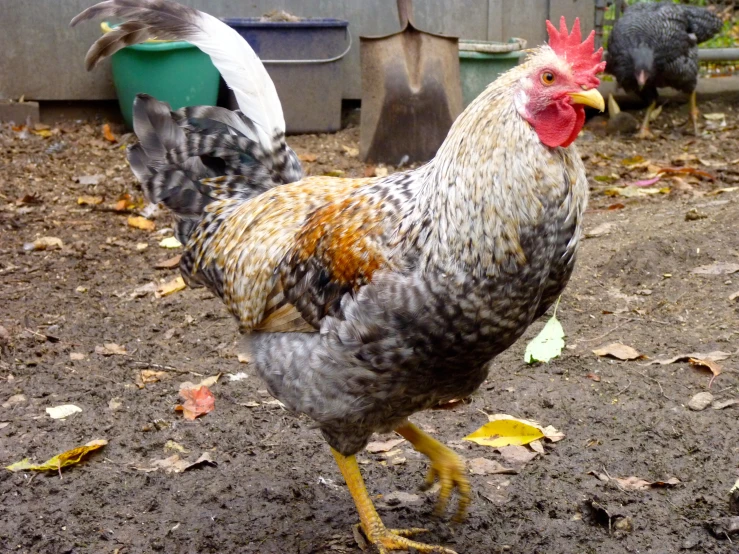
[
  {"xmin": 635, "ymin": 101, "xmax": 657, "ymax": 139},
  {"xmin": 689, "ymin": 90, "xmax": 700, "ymax": 135}
]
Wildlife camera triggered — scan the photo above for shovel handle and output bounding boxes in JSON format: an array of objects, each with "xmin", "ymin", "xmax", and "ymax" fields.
[{"xmin": 397, "ymin": 0, "xmax": 414, "ymax": 28}]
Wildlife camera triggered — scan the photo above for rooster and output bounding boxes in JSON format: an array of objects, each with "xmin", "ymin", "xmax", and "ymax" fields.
[
  {"xmin": 606, "ymin": 2, "xmax": 722, "ymax": 138},
  {"xmin": 72, "ymin": 2, "xmax": 605, "ymax": 552}
]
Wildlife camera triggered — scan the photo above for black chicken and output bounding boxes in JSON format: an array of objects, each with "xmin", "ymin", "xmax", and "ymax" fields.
[{"xmin": 606, "ymin": 1, "xmax": 722, "ymax": 138}]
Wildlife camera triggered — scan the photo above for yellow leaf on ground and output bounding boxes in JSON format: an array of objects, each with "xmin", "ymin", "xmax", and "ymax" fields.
[
  {"xmin": 77, "ymin": 195, "xmax": 104, "ymax": 206},
  {"xmin": 155, "ymin": 276, "xmax": 186, "ymax": 298},
  {"xmin": 159, "ymin": 236, "xmax": 182, "ymax": 249},
  {"xmin": 464, "ymin": 415, "xmax": 544, "ymax": 447},
  {"xmin": 127, "ymin": 216, "xmax": 156, "ymax": 231},
  {"xmin": 5, "ymin": 439, "xmax": 107, "ymax": 472}
]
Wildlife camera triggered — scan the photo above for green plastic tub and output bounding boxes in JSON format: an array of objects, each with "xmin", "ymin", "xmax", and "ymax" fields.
[
  {"xmin": 103, "ymin": 23, "xmax": 219, "ymax": 128},
  {"xmin": 459, "ymin": 38, "xmax": 526, "ymax": 107}
]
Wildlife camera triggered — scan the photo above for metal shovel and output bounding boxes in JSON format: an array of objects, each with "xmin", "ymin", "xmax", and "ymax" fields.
[{"xmin": 359, "ymin": 0, "xmax": 463, "ymax": 164}]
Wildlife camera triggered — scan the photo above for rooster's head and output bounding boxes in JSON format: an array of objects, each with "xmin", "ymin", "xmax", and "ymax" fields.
[{"xmin": 514, "ymin": 17, "xmax": 606, "ymax": 148}]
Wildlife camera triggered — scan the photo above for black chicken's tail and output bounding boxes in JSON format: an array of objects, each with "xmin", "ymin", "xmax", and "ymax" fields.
[
  {"xmin": 682, "ymin": 5, "xmax": 723, "ymax": 44},
  {"xmin": 128, "ymin": 94, "xmax": 302, "ymax": 245}
]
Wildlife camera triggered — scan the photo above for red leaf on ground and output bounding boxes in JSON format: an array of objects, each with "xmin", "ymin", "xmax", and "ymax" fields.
[{"xmin": 175, "ymin": 386, "xmax": 215, "ymax": 420}]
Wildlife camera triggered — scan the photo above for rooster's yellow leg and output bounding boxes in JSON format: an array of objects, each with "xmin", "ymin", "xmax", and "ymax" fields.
[
  {"xmin": 689, "ymin": 90, "xmax": 700, "ymax": 136},
  {"xmin": 635, "ymin": 101, "xmax": 657, "ymax": 139},
  {"xmin": 332, "ymin": 449, "xmax": 457, "ymax": 554},
  {"xmin": 395, "ymin": 422, "xmax": 470, "ymax": 522}
]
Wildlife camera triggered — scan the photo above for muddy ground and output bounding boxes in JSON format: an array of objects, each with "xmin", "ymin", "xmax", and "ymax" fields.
[{"xmin": 1, "ymin": 97, "xmax": 738, "ymax": 554}]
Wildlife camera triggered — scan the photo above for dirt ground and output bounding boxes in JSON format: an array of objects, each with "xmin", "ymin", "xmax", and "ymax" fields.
[{"xmin": 1, "ymin": 96, "xmax": 738, "ymax": 554}]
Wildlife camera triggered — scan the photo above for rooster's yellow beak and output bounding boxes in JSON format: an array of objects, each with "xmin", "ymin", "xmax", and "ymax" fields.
[{"xmin": 568, "ymin": 88, "xmax": 605, "ymax": 112}]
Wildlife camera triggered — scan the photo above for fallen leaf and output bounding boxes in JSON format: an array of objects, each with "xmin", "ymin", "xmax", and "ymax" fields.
[
  {"xmin": 375, "ymin": 166, "xmax": 389, "ymax": 178},
  {"xmin": 95, "ymin": 343, "xmax": 128, "ymax": 356},
  {"xmin": 131, "ymin": 282, "xmax": 157, "ymax": 298},
  {"xmin": 366, "ymin": 438, "xmax": 405, "ymax": 453},
  {"xmin": 2, "ymin": 394, "xmax": 27, "ymax": 408},
  {"xmin": 108, "ymin": 398, "xmax": 122, "ymax": 411},
  {"xmin": 729, "ymin": 291, "xmax": 739, "ymax": 302},
  {"xmin": 237, "ymin": 353, "xmax": 250, "ymax": 364},
  {"xmin": 732, "ymin": 478, "xmax": 739, "ymax": 494},
  {"xmin": 593, "ymin": 343, "xmax": 644, "ymax": 360},
  {"xmin": 464, "ymin": 415, "xmax": 544, "ymax": 447},
  {"xmin": 159, "ymin": 236, "xmax": 182, "ymax": 249},
  {"xmin": 630, "ymin": 176, "xmax": 662, "ymax": 187},
  {"xmin": 77, "ymin": 195, "xmax": 104, "ymax": 206},
  {"xmin": 135, "ymin": 370, "xmax": 169, "ymax": 388},
  {"xmin": 324, "ymin": 169, "xmax": 345, "ymax": 177},
  {"xmin": 648, "ymin": 351, "xmax": 731, "ymax": 365},
  {"xmin": 541, "ymin": 425, "xmax": 565, "ymax": 442},
  {"xmin": 198, "ymin": 374, "xmax": 221, "ymax": 388},
  {"xmin": 113, "ymin": 194, "xmax": 140, "ymax": 212},
  {"xmin": 467, "ymin": 458, "xmax": 517, "ymax": 475},
  {"xmin": 154, "ymin": 254, "xmax": 181, "ymax": 269},
  {"xmin": 175, "ymin": 385, "xmax": 215, "ymax": 420},
  {"xmin": 528, "ymin": 439, "xmax": 545, "ymax": 454},
  {"xmin": 621, "ymin": 155, "xmax": 646, "ymax": 166},
  {"xmin": 593, "ymin": 473, "xmax": 681, "ymax": 490},
  {"xmin": 46, "ymin": 404, "xmax": 82, "ymax": 419},
  {"xmin": 689, "ymin": 358, "xmax": 722, "ymax": 387},
  {"xmin": 5, "ymin": 439, "xmax": 107, "ymax": 473},
  {"xmin": 585, "ymin": 222, "xmax": 617, "ymax": 238},
  {"xmin": 227, "ymin": 372, "xmax": 249, "ymax": 381},
  {"xmin": 603, "ymin": 186, "xmax": 663, "ymax": 198},
  {"xmin": 23, "ymin": 236, "xmax": 63, "ymax": 251},
  {"xmin": 164, "ymin": 440, "xmax": 188, "ymax": 453},
  {"xmin": 658, "ymin": 167, "xmax": 715, "ymax": 181},
  {"xmin": 524, "ymin": 314, "xmax": 565, "ymax": 364},
  {"xmin": 586, "ymin": 373, "xmax": 601, "ymax": 382},
  {"xmin": 102, "ymin": 123, "xmax": 117, "ymax": 143},
  {"xmin": 707, "ymin": 187, "xmax": 739, "ymax": 196},
  {"xmin": 298, "ymin": 153, "xmax": 317, "ymax": 162},
  {"xmin": 688, "ymin": 391, "xmax": 714, "ymax": 411},
  {"xmin": 703, "ymin": 112, "xmax": 726, "ymax": 121},
  {"xmin": 712, "ymin": 398, "xmax": 738, "ymax": 410},
  {"xmin": 147, "ymin": 452, "xmax": 216, "ymax": 473},
  {"xmin": 690, "ymin": 262, "xmax": 739, "ymax": 276},
  {"xmin": 75, "ymin": 174, "xmax": 104, "ymax": 186},
  {"xmin": 32, "ymin": 129, "xmax": 53, "ymax": 138},
  {"xmin": 16, "ymin": 193, "xmax": 42, "ymax": 205},
  {"xmin": 342, "ymin": 145, "xmax": 359, "ymax": 157},
  {"xmin": 69, "ymin": 352, "xmax": 85, "ymax": 361},
  {"xmin": 127, "ymin": 216, "xmax": 156, "ymax": 231},
  {"xmin": 496, "ymin": 445, "xmax": 539, "ymax": 468},
  {"xmin": 155, "ymin": 276, "xmax": 187, "ymax": 298}
]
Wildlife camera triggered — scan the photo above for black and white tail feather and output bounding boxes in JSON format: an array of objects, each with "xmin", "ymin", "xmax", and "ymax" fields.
[{"xmin": 72, "ymin": 0, "xmax": 303, "ymax": 245}]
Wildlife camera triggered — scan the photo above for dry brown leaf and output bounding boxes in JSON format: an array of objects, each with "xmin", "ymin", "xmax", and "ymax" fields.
[
  {"xmin": 77, "ymin": 195, "xmax": 104, "ymax": 206},
  {"xmin": 496, "ymin": 445, "xmax": 539, "ymax": 469},
  {"xmin": 237, "ymin": 353, "xmax": 250, "ymax": 364},
  {"xmin": 146, "ymin": 452, "xmax": 216, "ymax": 473},
  {"xmin": 528, "ymin": 439, "xmax": 545, "ymax": 454},
  {"xmin": 298, "ymin": 153, "xmax": 317, "ymax": 162},
  {"xmin": 585, "ymin": 222, "xmax": 617, "ymax": 238},
  {"xmin": 69, "ymin": 352, "xmax": 85, "ymax": 361},
  {"xmin": 648, "ymin": 351, "xmax": 731, "ymax": 365},
  {"xmin": 342, "ymin": 145, "xmax": 359, "ymax": 157},
  {"xmin": 586, "ymin": 373, "xmax": 601, "ymax": 382},
  {"xmin": 24, "ymin": 236, "xmax": 63, "ymax": 251},
  {"xmin": 689, "ymin": 358, "xmax": 722, "ymax": 387},
  {"xmin": 365, "ymin": 438, "xmax": 405, "ymax": 453},
  {"xmin": 614, "ymin": 476, "xmax": 681, "ymax": 491},
  {"xmin": 467, "ymin": 457, "xmax": 517, "ymax": 475},
  {"xmin": 153, "ymin": 254, "xmax": 181, "ymax": 270},
  {"xmin": 155, "ymin": 276, "xmax": 186, "ymax": 298},
  {"xmin": 593, "ymin": 343, "xmax": 644, "ymax": 361},
  {"xmin": 102, "ymin": 123, "xmax": 117, "ymax": 143},
  {"xmin": 95, "ymin": 343, "xmax": 128, "ymax": 356},
  {"xmin": 175, "ymin": 386, "xmax": 215, "ymax": 420},
  {"xmin": 135, "ymin": 370, "xmax": 169, "ymax": 388},
  {"xmin": 712, "ymin": 398, "xmax": 739, "ymax": 410},
  {"xmin": 127, "ymin": 216, "xmax": 156, "ymax": 231}
]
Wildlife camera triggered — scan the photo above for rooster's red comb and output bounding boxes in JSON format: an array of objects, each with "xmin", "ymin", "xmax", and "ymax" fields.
[{"xmin": 546, "ymin": 17, "xmax": 606, "ymax": 87}]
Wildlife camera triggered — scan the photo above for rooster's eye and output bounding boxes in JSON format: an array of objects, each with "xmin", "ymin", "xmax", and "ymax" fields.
[{"xmin": 541, "ymin": 72, "xmax": 555, "ymax": 85}]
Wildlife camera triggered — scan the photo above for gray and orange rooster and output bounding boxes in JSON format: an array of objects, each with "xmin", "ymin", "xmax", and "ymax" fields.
[{"xmin": 73, "ymin": 2, "xmax": 605, "ymax": 552}]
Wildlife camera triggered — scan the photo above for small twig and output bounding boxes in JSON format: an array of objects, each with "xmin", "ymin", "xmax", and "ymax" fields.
[
  {"xmin": 636, "ymin": 370, "xmax": 673, "ymax": 401},
  {"xmin": 577, "ymin": 319, "xmax": 635, "ymax": 343},
  {"xmin": 130, "ymin": 360, "xmax": 195, "ymax": 375},
  {"xmin": 615, "ymin": 379, "xmax": 632, "ymax": 398}
]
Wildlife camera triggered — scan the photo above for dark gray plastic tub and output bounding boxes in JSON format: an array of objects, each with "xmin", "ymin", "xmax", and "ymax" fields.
[{"xmin": 222, "ymin": 18, "xmax": 351, "ymax": 134}]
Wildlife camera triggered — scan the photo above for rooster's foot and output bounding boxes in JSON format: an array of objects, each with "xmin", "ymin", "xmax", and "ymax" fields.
[
  {"xmin": 355, "ymin": 523, "xmax": 457, "ymax": 554},
  {"xmin": 396, "ymin": 422, "xmax": 470, "ymax": 522}
]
